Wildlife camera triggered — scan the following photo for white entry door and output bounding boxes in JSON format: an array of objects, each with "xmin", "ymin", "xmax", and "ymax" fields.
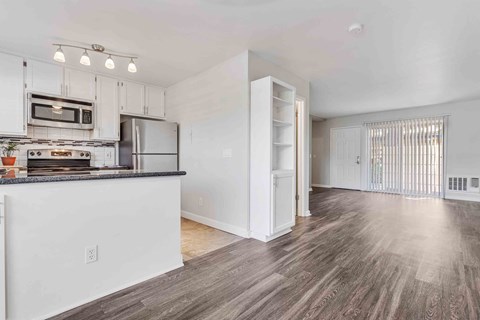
[{"xmin": 330, "ymin": 127, "xmax": 361, "ymax": 190}]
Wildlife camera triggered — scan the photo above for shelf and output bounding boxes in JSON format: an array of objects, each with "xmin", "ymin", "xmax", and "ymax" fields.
[
  {"xmin": 273, "ymin": 142, "xmax": 292, "ymax": 147},
  {"xmin": 272, "ymin": 169, "xmax": 294, "ymax": 175},
  {"xmin": 273, "ymin": 119, "xmax": 293, "ymax": 127},
  {"xmin": 272, "ymin": 96, "xmax": 293, "ymax": 107}
]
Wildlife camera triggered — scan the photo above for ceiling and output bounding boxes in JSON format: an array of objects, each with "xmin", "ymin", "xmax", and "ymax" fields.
[{"xmin": 1, "ymin": 0, "xmax": 479, "ymax": 118}]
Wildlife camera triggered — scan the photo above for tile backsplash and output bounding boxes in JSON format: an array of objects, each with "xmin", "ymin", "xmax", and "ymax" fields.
[{"xmin": 1, "ymin": 126, "xmax": 117, "ymax": 167}]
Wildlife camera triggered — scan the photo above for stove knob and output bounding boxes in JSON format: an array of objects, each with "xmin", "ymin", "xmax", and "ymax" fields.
[
  {"xmin": 80, "ymin": 153, "xmax": 85, "ymax": 157},
  {"xmin": 85, "ymin": 153, "xmax": 90, "ymax": 157},
  {"xmin": 36, "ymin": 151, "xmax": 42, "ymax": 156},
  {"xmin": 29, "ymin": 151, "xmax": 35, "ymax": 156}
]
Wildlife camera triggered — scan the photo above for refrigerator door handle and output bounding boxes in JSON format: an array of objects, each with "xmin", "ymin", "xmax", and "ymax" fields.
[
  {"xmin": 132, "ymin": 155, "xmax": 137, "ymax": 170},
  {"xmin": 136, "ymin": 126, "xmax": 141, "ymax": 170}
]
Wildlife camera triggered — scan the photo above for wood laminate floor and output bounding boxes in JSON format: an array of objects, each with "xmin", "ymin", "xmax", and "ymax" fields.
[{"xmin": 52, "ymin": 188, "xmax": 480, "ymax": 319}]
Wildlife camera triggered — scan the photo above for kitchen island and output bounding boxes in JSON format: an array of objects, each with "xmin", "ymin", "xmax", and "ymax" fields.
[{"xmin": 0, "ymin": 170, "xmax": 186, "ymax": 320}]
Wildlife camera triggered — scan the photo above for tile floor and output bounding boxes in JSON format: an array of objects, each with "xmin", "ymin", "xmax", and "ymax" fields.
[{"xmin": 181, "ymin": 218, "xmax": 243, "ymax": 261}]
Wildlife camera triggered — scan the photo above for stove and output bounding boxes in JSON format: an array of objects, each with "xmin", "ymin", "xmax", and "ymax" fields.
[{"xmin": 27, "ymin": 149, "xmax": 99, "ymax": 176}]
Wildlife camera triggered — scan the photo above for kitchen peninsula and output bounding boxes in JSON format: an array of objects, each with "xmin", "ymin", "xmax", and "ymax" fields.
[{"xmin": 0, "ymin": 169, "xmax": 186, "ymax": 320}]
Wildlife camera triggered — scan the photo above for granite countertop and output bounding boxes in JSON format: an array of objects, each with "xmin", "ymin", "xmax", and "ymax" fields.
[{"xmin": 0, "ymin": 169, "xmax": 187, "ymax": 185}]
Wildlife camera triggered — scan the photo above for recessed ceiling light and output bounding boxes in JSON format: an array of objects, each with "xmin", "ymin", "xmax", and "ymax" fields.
[{"xmin": 348, "ymin": 23, "xmax": 364, "ymax": 35}]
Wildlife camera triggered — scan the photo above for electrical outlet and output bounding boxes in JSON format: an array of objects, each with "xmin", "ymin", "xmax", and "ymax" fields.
[
  {"xmin": 85, "ymin": 245, "xmax": 98, "ymax": 264},
  {"xmin": 198, "ymin": 197, "xmax": 204, "ymax": 207},
  {"xmin": 105, "ymin": 149, "xmax": 113, "ymax": 160}
]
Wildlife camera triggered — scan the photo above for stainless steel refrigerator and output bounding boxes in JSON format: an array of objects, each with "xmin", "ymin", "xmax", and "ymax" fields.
[{"xmin": 119, "ymin": 119, "xmax": 178, "ymax": 171}]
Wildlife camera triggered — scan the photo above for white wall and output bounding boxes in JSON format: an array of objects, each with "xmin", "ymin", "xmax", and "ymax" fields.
[
  {"xmin": 166, "ymin": 52, "xmax": 251, "ymax": 236},
  {"xmin": 248, "ymin": 52, "xmax": 311, "ymax": 216},
  {"xmin": 166, "ymin": 50, "xmax": 311, "ymax": 235},
  {"xmin": 311, "ymin": 99, "xmax": 480, "ymax": 200}
]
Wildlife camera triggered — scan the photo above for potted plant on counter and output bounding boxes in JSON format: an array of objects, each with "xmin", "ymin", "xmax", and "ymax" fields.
[{"xmin": 1, "ymin": 141, "xmax": 19, "ymax": 166}]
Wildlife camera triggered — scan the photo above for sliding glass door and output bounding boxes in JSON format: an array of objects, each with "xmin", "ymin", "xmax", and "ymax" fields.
[{"xmin": 366, "ymin": 117, "xmax": 445, "ymax": 197}]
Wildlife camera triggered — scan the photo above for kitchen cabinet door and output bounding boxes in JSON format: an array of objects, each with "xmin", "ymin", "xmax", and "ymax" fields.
[
  {"xmin": 272, "ymin": 172, "xmax": 295, "ymax": 234},
  {"xmin": 145, "ymin": 86, "xmax": 165, "ymax": 119},
  {"xmin": 65, "ymin": 68, "xmax": 96, "ymax": 100},
  {"xmin": 94, "ymin": 76, "xmax": 119, "ymax": 141},
  {"xmin": 26, "ymin": 59, "xmax": 63, "ymax": 96},
  {"xmin": 0, "ymin": 53, "xmax": 25, "ymax": 136},
  {"xmin": 119, "ymin": 81, "xmax": 145, "ymax": 116}
]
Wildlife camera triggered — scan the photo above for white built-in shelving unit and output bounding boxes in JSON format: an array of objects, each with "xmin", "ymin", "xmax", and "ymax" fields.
[{"xmin": 250, "ymin": 76, "xmax": 296, "ymax": 242}]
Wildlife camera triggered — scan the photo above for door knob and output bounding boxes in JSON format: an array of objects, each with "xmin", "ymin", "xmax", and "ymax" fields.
[{"xmin": 356, "ymin": 156, "xmax": 360, "ymax": 164}]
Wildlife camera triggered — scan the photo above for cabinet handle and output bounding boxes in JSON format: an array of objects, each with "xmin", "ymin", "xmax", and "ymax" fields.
[{"xmin": 60, "ymin": 84, "xmax": 63, "ymax": 95}]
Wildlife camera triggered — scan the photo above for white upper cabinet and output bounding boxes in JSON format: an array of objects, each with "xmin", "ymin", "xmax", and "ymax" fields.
[
  {"xmin": 145, "ymin": 86, "xmax": 165, "ymax": 119},
  {"xmin": 119, "ymin": 80, "xmax": 145, "ymax": 116},
  {"xmin": 93, "ymin": 76, "xmax": 119, "ymax": 141},
  {"xmin": 0, "ymin": 53, "xmax": 25, "ymax": 136},
  {"xmin": 64, "ymin": 68, "xmax": 96, "ymax": 101},
  {"xmin": 26, "ymin": 60, "xmax": 63, "ymax": 96}
]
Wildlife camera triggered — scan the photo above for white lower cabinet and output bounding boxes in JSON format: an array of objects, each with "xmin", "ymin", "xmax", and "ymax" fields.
[
  {"xmin": 0, "ymin": 53, "xmax": 25, "ymax": 136},
  {"xmin": 93, "ymin": 76, "xmax": 120, "ymax": 141},
  {"xmin": 272, "ymin": 172, "xmax": 295, "ymax": 234}
]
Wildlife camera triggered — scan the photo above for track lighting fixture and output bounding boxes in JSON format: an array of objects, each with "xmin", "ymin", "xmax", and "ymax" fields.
[{"xmin": 52, "ymin": 43, "xmax": 138, "ymax": 72}]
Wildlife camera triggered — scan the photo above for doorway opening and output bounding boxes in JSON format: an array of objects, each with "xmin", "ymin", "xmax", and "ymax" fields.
[{"xmin": 295, "ymin": 96, "xmax": 308, "ymax": 216}]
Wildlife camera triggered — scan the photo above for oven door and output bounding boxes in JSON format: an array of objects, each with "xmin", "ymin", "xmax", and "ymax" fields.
[{"xmin": 28, "ymin": 94, "xmax": 94, "ymax": 130}]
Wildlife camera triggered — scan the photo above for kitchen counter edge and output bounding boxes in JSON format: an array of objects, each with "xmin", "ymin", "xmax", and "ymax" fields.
[{"xmin": 0, "ymin": 171, "xmax": 187, "ymax": 185}]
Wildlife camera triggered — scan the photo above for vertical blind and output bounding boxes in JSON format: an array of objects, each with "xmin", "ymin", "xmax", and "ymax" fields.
[{"xmin": 366, "ymin": 117, "xmax": 445, "ymax": 197}]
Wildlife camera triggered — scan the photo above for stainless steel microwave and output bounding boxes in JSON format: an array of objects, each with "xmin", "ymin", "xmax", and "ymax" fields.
[{"xmin": 27, "ymin": 93, "xmax": 94, "ymax": 130}]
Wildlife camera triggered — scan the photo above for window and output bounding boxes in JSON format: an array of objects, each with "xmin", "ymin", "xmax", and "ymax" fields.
[{"xmin": 366, "ymin": 117, "xmax": 445, "ymax": 197}]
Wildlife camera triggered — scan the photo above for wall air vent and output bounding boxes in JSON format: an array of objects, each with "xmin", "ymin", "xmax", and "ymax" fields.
[
  {"xmin": 448, "ymin": 177, "xmax": 468, "ymax": 192},
  {"xmin": 471, "ymin": 178, "xmax": 479, "ymax": 189}
]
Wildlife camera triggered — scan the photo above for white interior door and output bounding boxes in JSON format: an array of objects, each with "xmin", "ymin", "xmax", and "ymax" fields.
[{"xmin": 330, "ymin": 127, "xmax": 361, "ymax": 190}]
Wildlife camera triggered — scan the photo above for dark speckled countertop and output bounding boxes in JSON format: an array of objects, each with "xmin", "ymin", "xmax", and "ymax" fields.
[{"xmin": 0, "ymin": 170, "xmax": 186, "ymax": 185}]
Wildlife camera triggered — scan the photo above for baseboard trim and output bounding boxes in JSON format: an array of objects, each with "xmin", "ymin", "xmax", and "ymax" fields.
[
  {"xmin": 312, "ymin": 184, "xmax": 332, "ymax": 188},
  {"xmin": 250, "ymin": 228, "xmax": 292, "ymax": 242},
  {"xmin": 298, "ymin": 210, "xmax": 311, "ymax": 217},
  {"xmin": 181, "ymin": 210, "xmax": 250, "ymax": 238},
  {"xmin": 445, "ymin": 192, "xmax": 480, "ymax": 203},
  {"xmin": 39, "ymin": 260, "xmax": 184, "ymax": 320}
]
